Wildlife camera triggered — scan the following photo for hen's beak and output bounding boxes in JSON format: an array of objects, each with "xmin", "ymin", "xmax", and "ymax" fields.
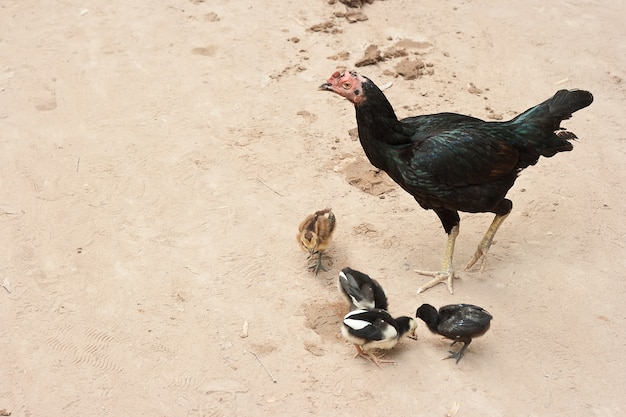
[{"xmin": 319, "ymin": 82, "xmax": 333, "ymax": 91}]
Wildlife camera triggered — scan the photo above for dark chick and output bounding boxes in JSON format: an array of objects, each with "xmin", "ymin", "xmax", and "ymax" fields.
[
  {"xmin": 338, "ymin": 267, "xmax": 388, "ymax": 311},
  {"xmin": 321, "ymin": 70, "xmax": 593, "ymax": 294},
  {"xmin": 297, "ymin": 208, "xmax": 336, "ymax": 275},
  {"xmin": 416, "ymin": 303, "xmax": 492, "ymax": 363},
  {"xmin": 341, "ymin": 308, "xmax": 417, "ymax": 369}
]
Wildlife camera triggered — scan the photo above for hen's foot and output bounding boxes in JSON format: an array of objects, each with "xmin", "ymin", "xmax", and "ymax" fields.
[
  {"xmin": 415, "ymin": 270, "xmax": 459, "ymax": 294},
  {"xmin": 464, "ymin": 244, "xmax": 489, "ymax": 272},
  {"xmin": 416, "ymin": 224, "xmax": 460, "ymax": 294},
  {"xmin": 465, "ymin": 212, "xmax": 508, "ymax": 271}
]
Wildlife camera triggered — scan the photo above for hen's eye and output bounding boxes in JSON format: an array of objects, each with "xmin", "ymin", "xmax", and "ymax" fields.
[{"xmin": 342, "ymin": 82, "xmax": 351, "ymax": 89}]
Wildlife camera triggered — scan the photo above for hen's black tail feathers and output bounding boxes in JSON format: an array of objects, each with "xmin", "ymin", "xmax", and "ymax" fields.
[
  {"xmin": 509, "ymin": 89, "xmax": 593, "ymax": 163},
  {"xmin": 513, "ymin": 89, "xmax": 593, "ymax": 132}
]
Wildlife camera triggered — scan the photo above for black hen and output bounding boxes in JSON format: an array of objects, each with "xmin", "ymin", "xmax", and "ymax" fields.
[
  {"xmin": 416, "ymin": 303, "xmax": 492, "ymax": 363},
  {"xmin": 338, "ymin": 267, "xmax": 388, "ymax": 310},
  {"xmin": 321, "ymin": 70, "xmax": 593, "ymax": 294}
]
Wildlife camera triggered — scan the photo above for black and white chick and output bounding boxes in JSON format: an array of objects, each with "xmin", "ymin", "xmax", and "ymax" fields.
[
  {"xmin": 341, "ymin": 308, "xmax": 417, "ymax": 369},
  {"xmin": 338, "ymin": 268, "xmax": 388, "ymax": 311},
  {"xmin": 416, "ymin": 303, "xmax": 492, "ymax": 363}
]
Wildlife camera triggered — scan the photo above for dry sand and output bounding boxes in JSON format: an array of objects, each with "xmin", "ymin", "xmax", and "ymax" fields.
[{"xmin": 1, "ymin": 0, "xmax": 625, "ymax": 416}]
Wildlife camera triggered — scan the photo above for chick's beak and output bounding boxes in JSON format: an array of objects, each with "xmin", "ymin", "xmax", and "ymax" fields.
[{"xmin": 319, "ymin": 82, "xmax": 333, "ymax": 91}]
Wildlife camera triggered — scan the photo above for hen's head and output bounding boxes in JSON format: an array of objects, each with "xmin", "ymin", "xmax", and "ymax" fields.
[{"xmin": 320, "ymin": 70, "xmax": 369, "ymax": 105}]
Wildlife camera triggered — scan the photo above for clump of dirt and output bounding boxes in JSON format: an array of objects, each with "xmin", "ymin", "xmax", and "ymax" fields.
[
  {"xmin": 328, "ymin": 0, "xmax": 376, "ymax": 8},
  {"xmin": 269, "ymin": 64, "xmax": 307, "ymax": 80},
  {"xmin": 347, "ymin": 168, "xmax": 395, "ymax": 196},
  {"xmin": 353, "ymin": 40, "xmax": 435, "ymax": 79},
  {"xmin": 382, "ymin": 45, "xmax": 408, "ymax": 60},
  {"xmin": 394, "ymin": 58, "xmax": 434, "ymax": 80},
  {"xmin": 468, "ymin": 82, "xmax": 483, "ymax": 95},
  {"xmin": 485, "ymin": 106, "xmax": 504, "ymax": 120},
  {"xmin": 332, "ymin": 154, "xmax": 397, "ymax": 196},
  {"xmin": 334, "ymin": 10, "xmax": 368, "ymax": 23},
  {"xmin": 355, "ymin": 45, "xmax": 382, "ymax": 67},
  {"xmin": 309, "ymin": 19, "xmax": 343, "ymax": 34},
  {"xmin": 327, "ymin": 51, "xmax": 350, "ymax": 61}
]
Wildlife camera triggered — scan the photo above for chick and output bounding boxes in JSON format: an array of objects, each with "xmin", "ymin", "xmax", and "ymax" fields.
[
  {"xmin": 341, "ymin": 308, "xmax": 417, "ymax": 369},
  {"xmin": 338, "ymin": 267, "xmax": 388, "ymax": 311},
  {"xmin": 416, "ymin": 303, "xmax": 492, "ymax": 363},
  {"xmin": 297, "ymin": 208, "xmax": 336, "ymax": 275}
]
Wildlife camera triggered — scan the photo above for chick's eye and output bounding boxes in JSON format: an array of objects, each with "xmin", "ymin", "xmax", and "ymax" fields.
[{"xmin": 342, "ymin": 82, "xmax": 351, "ymax": 89}]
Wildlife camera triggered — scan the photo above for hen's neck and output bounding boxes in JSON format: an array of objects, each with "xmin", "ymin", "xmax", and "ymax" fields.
[{"xmin": 354, "ymin": 81, "xmax": 411, "ymax": 169}]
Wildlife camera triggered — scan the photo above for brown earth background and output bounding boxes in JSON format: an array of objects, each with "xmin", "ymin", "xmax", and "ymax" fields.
[{"xmin": 1, "ymin": 0, "xmax": 625, "ymax": 416}]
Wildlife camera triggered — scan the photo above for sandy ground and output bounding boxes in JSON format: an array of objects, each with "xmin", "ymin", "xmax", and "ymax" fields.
[{"xmin": 1, "ymin": 0, "xmax": 625, "ymax": 416}]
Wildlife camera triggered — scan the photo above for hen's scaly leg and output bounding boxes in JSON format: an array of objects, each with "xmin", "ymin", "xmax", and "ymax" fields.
[
  {"xmin": 465, "ymin": 213, "xmax": 509, "ymax": 271},
  {"xmin": 415, "ymin": 225, "xmax": 460, "ymax": 294}
]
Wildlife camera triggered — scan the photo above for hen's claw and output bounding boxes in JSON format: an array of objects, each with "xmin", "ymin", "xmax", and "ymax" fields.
[
  {"xmin": 464, "ymin": 244, "xmax": 488, "ymax": 271},
  {"xmin": 415, "ymin": 270, "xmax": 459, "ymax": 294},
  {"xmin": 415, "ymin": 224, "xmax": 460, "ymax": 294},
  {"xmin": 465, "ymin": 212, "xmax": 508, "ymax": 272}
]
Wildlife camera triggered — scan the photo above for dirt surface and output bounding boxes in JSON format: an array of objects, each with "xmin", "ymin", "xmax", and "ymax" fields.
[{"xmin": 1, "ymin": 1, "xmax": 625, "ymax": 416}]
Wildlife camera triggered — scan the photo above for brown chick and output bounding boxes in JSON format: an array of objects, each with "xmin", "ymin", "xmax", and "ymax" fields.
[{"xmin": 297, "ymin": 208, "xmax": 336, "ymax": 275}]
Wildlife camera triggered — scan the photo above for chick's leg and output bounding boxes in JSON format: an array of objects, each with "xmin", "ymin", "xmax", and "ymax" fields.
[
  {"xmin": 363, "ymin": 351, "xmax": 395, "ymax": 370},
  {"xmin": 352, "ymin": 345, "xmax": 394, "ymax": 369},
  {"xmin": 352, "ymin": 344, "xmax": 365, "ymax": 357},
  {"xmin": 446, "ymin": 340, "xmax": 471, "ymax": 364},
  {"xmin": 465, "ymin": 213, "xmax": 509, "ymax": 271},
  {"xmin": 366, "ymin": 352, "xmax": 396, "ymax": 370},
  {"xmin": 415, "ymin": 224, "xmax": 460, "ymax": 294},
  {"xmin": 308, "ymin": 251, "xmax": 327, "ymax": 276}
]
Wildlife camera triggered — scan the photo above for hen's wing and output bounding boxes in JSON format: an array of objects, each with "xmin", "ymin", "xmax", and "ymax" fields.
[{"xmin": 396, "ymin": 123, "xmax": 521, "ymax": 188}]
